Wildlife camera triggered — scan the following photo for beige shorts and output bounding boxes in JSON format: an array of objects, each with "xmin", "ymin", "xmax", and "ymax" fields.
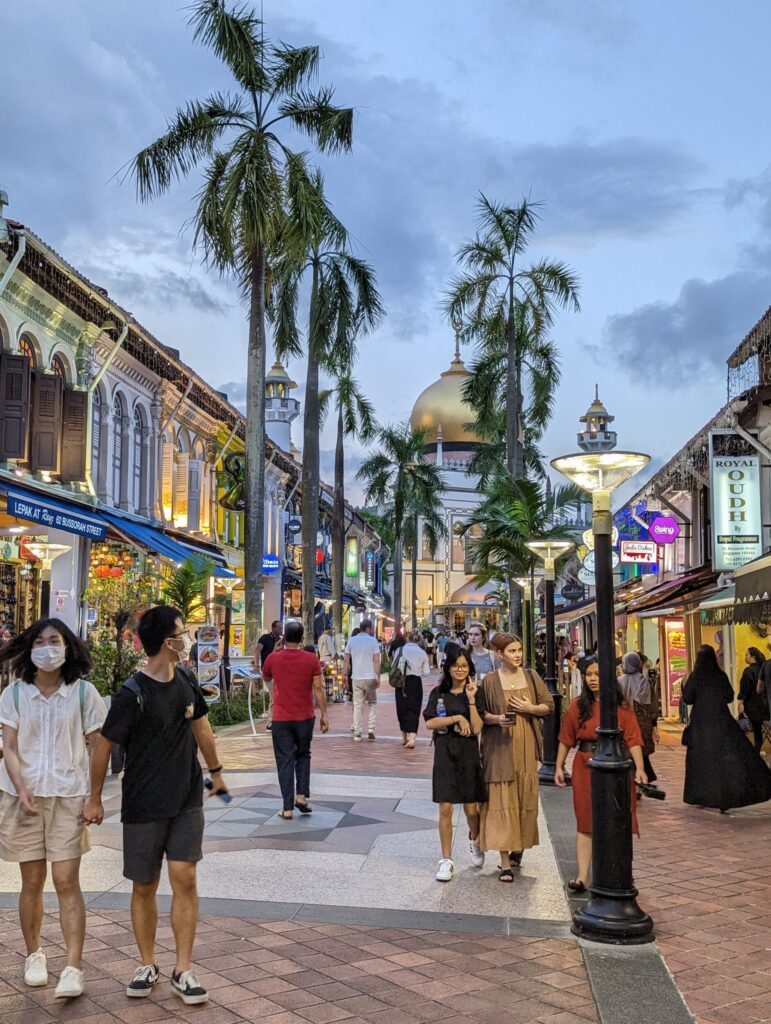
[{"xmin": 0, "ymin": 792, "xmax": 90, "ymax": 863}]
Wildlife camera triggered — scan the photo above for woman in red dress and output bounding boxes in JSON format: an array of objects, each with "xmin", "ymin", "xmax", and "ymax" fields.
[{"xmin": 555, "ymin": 657, "xmax": 647, "ymax": 892}]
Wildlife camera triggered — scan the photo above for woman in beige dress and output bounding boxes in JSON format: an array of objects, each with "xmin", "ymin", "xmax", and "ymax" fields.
[{"xmin": 477, "ymin": 633, "xmax": 553, "ymax": 881}]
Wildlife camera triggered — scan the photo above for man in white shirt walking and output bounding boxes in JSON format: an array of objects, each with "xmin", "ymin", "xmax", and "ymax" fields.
[{"xmin": 343, "ymin": 620, "xmax": 381, "ymax": 741}]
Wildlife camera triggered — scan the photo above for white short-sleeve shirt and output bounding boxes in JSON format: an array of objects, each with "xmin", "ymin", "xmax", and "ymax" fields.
[
  {"xmin": 0, "ymin": 680, "xmax": 107, "ymax": 798},
  {"xmin": 344, "ymin": 634, "xmax": 381, "ymax": 681}
]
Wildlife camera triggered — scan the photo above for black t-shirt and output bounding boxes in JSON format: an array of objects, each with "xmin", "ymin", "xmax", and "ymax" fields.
[
  {"xmin": 424, "ymin": 686, "xmax": 473, "ymax": 726},
  {"xmin": 101, "ymin": 667, "xmax": 209, "ymax": 824},
  {"xmin": 258, "ymin": 633, "xmax": 278, "ymax": 664}
]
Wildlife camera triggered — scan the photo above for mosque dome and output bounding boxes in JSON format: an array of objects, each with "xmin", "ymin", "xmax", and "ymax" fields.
[{"xmin": 409, "ymin": 346, "xmax": 484, "ymax": 446}]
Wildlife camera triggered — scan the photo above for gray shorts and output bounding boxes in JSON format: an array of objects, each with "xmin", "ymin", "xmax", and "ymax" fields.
[{"xmin": 122, "ymin": 806, "xmax": 204, "ymax": 883}]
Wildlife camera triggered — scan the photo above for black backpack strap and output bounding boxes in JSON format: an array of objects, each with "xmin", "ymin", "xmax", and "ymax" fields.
[
  {"xmin": 122, "ymin": 675, "xmax": 145, "ymax": 713},
  {"xmin": 177, "ymin": 664, "xmax": 203, "ymax": 700}
]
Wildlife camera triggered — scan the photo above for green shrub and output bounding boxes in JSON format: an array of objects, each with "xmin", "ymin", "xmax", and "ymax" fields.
[
  {"xmin": 207, "ymin": 691, "xmax": 264, "ymax": 728},
  {"xmin": 88, "ymin": 637, "xmax": 143, "ymax": 697}
]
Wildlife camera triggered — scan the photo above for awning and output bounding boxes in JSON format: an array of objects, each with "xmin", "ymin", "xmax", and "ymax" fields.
[
  {"xmin": 625, "ymin": 567, "xmax": 717, "ymax": 614},
  {"xmin": 101, "ymin": 512, "xmax": 235, "ymax": 578},
  {"xmin": 449, "ymin": 580, "xmax": 500, "ymax": 606},
  {"xmin": 4, "ymin": 485, "xmax": 108, "ymax": 541},
  {"xmin": 555, "ymin": 599, "xmax": 596, "ymax": 625},
  {"xmin": 730, "ymin": 552, "xmax": 771, "ymax": 624},
  {"xmin": 699, "ymin": 585, "xmax": 735, "ymax": 626},
  {"xmin": 163, "ymin": 529, "xmax": 231, "ymax": 571}
]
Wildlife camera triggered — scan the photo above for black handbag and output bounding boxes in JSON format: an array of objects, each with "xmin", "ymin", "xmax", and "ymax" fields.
[
  {"xmin": 681, "ymin": 724, "xmax": 691, "ymax": 746},
  {"xmin": 738, "ymin": 713, "xmax": 752, "ymax": 733}
]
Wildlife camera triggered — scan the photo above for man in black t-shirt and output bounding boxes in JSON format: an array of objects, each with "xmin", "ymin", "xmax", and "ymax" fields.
[
  {"xmin": 84, "ymin": 606, "xmax": 228, "ymax": 1008},
  {"xmin": 253, "ymin": 619, "xmax": 283, "ymax": 731}
]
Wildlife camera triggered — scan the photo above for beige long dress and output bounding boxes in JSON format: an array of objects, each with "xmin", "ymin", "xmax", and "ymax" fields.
[{"xmin": 479, "ymin": 680, "xmax": 540, "ymax": 853}]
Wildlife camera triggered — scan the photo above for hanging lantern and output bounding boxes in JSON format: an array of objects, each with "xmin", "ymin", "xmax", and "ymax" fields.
[
  {"xmin": 110, "ymin": 566, "xmax": 123, "ymax": 578},
  {"xmin": 96, "ymin": 565, "xmax": 111, "ymax": 579}
]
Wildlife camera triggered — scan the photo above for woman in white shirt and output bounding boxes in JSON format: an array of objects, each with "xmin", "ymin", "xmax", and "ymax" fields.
[
  {"xmin": 467, "ymin": 623, "xmax": 495, "ymax": 677},
  {"xmin": 396, "ymin": 631, "xmax": 431, "ymax": 749},
  {"xmin": 0, "ymin": 618, "xmax": 106, "ymax": 1000}
]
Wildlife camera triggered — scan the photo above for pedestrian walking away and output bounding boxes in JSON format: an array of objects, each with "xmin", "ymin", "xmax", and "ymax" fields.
[
  {"xmin": 397, "ymin": 630, "xmax": 431, "ymax": 748},
  {"xmin": 476, "ymin": 633, "xmax": 553, "ymax": 881},
  {"xmin": 84, "ymin": 605, "xmax": 230, "ymax": 1007},
  {"xmin": 618, "ymin": 651, "xmax": 659, "ymax": 783},
  {"xmin": 424, "ymin": 648, "xmax": 487, "ymax": 881},
  {"xmin": 261, "ymin": 620, "xmax": 329, "ymax": 818},
  {"xmin": 343, "ymin": 619, "xmax": 381, "ymax": 741},
  {"xmin": 555, "ymin": 656, "xmax": 647, "ymax": 893},
  {"xmin": 738, "ymin": 647, "xmax": 769, "ymax": 754},
  {"xmin": 0, "ymin": 618, "xmax": 107, "ymax": 1000},
  {"xmin": 253, "ymin": 619, "xmax": 283, "ymax": 731},
  {"xmin": 467, "ymin": 623, "xmax": 495, "ymax": 677},
  {"xmin": 681, "ymin": 644, "xmax": 771, "ymax": 812}
]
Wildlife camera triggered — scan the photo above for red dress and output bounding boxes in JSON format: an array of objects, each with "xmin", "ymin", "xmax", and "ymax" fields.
[{"xmin": 558, "ymin": 699, "xmax": 643, "ymax": 836}]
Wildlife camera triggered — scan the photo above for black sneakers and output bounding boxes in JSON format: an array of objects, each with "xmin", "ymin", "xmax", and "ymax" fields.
[
  {"xmin": 126, "ymin": 964, "xmax": 159, "ymax": 998},
  {"xmin": 171, "ymin": 969, "xmax": 209, "ymax": 1005}
]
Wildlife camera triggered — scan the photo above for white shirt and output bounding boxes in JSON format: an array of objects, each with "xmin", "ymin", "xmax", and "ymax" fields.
[
  {"xmin": 0, "ymin": 679, "xmax": 107, "ymax": 798},
  {"xmin": 400, "ymin": 643, "xmax": 430, "ymax": 677},
  {"xmin": 470, "ymin": 648, "xmax": 495, "ymax": 677},
  {"xmin": 345, "ymin": 633, "xmax": 381, "ymax": 681}
]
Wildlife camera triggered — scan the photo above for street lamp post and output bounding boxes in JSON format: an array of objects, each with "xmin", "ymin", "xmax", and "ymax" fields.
[
  {"xmin": 524, "ymin": 541, "xmax": 574, "ymax": 786},
  {"xmin": 513, "ymin": 576, "xmax": 533, "ymax": 667},
  {"xmin": 552, "ymin": 446, "xmax": 653, "ymax": 945}
]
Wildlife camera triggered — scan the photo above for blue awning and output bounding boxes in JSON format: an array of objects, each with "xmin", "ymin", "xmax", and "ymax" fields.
[
  {"xmin": 5, "ymin": 485, "xmax": 108, "ymax": 541},
  {"xmin": 100, "ymin": 513, "xmax": 235, "ymax": 578}
]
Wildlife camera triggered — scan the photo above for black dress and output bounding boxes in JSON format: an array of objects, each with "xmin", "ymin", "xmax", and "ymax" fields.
[
  {"xmin": 396, "ymin": 676, "xmax": 424, "ymax": 733},
  {"xmin": 423, "ymin": 687, "xmax": 487, "ymax": 805},
  {"xmin": 683, "ymin": 670, "xmax": 771, "ymax": 811}
]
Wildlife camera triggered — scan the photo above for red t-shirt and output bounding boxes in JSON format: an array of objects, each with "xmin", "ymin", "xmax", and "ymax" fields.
[{"xmin": 261, "ymin": 648, "xmax": 322, "ymax": 721}]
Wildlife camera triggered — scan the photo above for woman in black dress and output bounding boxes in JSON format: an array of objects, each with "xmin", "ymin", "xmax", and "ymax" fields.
[
  {"xmin": 424, "ymin": 648, "xmax": 487, "ymax": 882},
  {"xmin": 683, "ymin": 645, "xmax": 771, "ymax": 812}
]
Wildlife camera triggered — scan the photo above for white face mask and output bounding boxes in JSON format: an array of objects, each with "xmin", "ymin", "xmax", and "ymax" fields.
[{"xmin": 31, "ymin": 646, "xmax": 67, "ymax": 672}]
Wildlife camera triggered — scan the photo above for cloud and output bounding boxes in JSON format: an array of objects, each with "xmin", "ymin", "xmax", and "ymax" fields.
[
  {"xmin": 598, "ymin": 264, "xmax": 771, "ymax": 381},
  {"xmin": 81, "ymin": 266, "xmax": 229, "ymax": 315},
  {"xmin": 217, "ymin": 380, "xmax": 247, "ymax": 413}
]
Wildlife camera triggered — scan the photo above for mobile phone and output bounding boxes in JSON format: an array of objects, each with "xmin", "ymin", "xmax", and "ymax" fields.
[
  {"xmin": 505, "ymin": 709, "xmax": 517, "ymax": 721},
  {"xmin": 204, "ymin": 777, "xmax": 233, "ymax": 803}
]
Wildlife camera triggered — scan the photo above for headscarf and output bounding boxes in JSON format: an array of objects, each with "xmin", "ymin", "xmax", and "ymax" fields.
[{"xmin": 618, "ymin": 652, "xmax": 651, "ymax": 704}]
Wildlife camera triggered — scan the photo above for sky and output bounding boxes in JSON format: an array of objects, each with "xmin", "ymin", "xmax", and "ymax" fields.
[{"xmin": 4, "ymin": 0, "xmax": 771, "ymax": 504}]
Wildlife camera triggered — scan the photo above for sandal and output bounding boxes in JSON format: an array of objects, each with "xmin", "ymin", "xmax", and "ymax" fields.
[
  {"xmin": 278, "ymin": 810, "xmax": 293, "ymax": 820},
  {"xmin": 498, "ymin": 869, "xmax": 514, "ymax": 883},
  {"xmin": 295, "ymin": 801, "xmax": 312, "ymax": 815},
  {"xmin": 509, "ymin": 851, "xmax": 523, "ymax": 867},
  {"xmin": 568, "ymin": 879, "xmax": 586, "ymax": 892}
]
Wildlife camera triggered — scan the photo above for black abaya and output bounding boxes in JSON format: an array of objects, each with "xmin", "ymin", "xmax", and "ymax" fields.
[
  {"xmin": 396, "ymin": 674, "xmax": 423, "ymax": 733},
  {"xmin": 683, "ymin": 671, "xmax": 771, "ymax": 811}
]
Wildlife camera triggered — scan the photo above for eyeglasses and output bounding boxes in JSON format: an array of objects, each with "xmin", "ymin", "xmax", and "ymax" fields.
[{"xmin": 169, "ymin": 631, "xmax": 188, "ymax": 640}]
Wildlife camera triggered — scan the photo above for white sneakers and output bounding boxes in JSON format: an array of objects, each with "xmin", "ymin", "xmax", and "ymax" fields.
[
  {"xmin": 24, "ymin": 949, "xmax": 48, "ymax": 987},
  {"xmin": 436, "ymin": 858, "xmax": 454, "ymax": 882},
  {"xmin": 55, "ymin": 966, "xmax": 84, "ymax": 999},
  {"xmin": 469, "ymin": 837, "xmax": 485, "ymax": 868},
  {"xmin": 24, "ymin": 949, "xmax": 83, "ymax": 998}
]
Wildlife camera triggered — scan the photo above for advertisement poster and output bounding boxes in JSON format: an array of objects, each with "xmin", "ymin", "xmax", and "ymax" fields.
[
  {"xmin": 196, "ymin": 624, "xmax": 222, "ymax": 705},
  {"xmin": 664, "ymin": 618, "xmax": 687, "ymax": 709},
  {"xmin": 229, "ymin": 625, "xmax": 244, "ymax": 658},
  {"xmin": 709, "ymin": 449, "xmax": 762, "ymax": 571}
]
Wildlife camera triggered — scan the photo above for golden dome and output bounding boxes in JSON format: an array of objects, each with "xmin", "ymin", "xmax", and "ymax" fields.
[{"xmin": 410, "ymin": 348, "xmax": 483, "ymax": 446}]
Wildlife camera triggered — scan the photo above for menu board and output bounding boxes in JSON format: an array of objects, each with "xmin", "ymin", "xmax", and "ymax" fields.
[
  {"xmin": 196, "ymin": 624, "xmax": 222, "ymax": 705},
  {"xmin": 664, "ymin": 618, "xmax": 687, "ymax": 709}
]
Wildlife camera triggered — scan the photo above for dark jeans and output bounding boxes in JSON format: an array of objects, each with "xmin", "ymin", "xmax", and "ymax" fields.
[
  {"xmin": 271, "ymin": 718, "xmax": 315, "ymax": 810},
  {"xmin": 751, "ymin": 719, "xmax": 765, "ymax": 753},
  {"xmin": 395, "ymin": 675, "xmax": 423, "ymax": 733}
]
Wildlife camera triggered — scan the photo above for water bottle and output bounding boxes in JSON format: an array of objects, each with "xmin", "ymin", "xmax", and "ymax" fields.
[{"xmin": 436, "ymin": 697, "xmax": 448, "ymax": 735}]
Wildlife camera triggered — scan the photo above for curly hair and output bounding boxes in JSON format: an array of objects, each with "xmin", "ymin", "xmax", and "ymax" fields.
[{"xmin": 0, "ymin": 618, "xmax": 92, "ymax": 685}]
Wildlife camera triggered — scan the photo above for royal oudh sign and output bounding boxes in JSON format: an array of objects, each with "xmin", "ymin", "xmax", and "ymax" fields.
[{"xmin": 709, "ymin": 450, "xmax": 762, "ymax": 572}]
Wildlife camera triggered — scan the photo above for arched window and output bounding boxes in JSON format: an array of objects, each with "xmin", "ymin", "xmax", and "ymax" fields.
[
  {"xmin": 19, "ymin": 335, "xmax": 36, "ymax": 366},
  {"xmin": 51, "ymin": 355, "xmax": 66, "ymax": 379},
  {"xmin": 112, "ymin": 394, "xmax": 124, "ymax": 505},
  {"xmin": 133, "ymin": 409, "xmax": 144, "ymax": 512}
]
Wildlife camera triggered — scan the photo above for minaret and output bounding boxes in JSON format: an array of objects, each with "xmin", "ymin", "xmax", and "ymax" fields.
[
  {"xmin": 577, "ymin": 385, "xmax": 617, "ymax": 452},
  {"xmin": 265, "ymin": 361, "xmax": 300, "ymax": 452}
]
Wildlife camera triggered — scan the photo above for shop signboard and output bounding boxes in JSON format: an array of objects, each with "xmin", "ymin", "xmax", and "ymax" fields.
[
  {"xmin": 286, "ymin": 516, "xmax": 301, "ymax": 538},
  {"xmin": 365, "ymin": 550, "xmax": 375, "ymax": 589},
  {"xmin": 345, "ymin": 536, "xmax": 359, "ymax": 578},
  {"xmin": 582, "ymin": 526, "xmax": 618, "ymax": 551},
  {"xmin": 196, "ymin": 624, "xmax": 222, "ymax": 705},
  {"xmin": 648, "ymin": 515, "xmax": 680, "ymax": 544},
  {"xmin": 619, "ymin": 540, "xmax": 657, "ymax": 564},
  {"xmin": 663, "ymin": 618, "xmax": 687, "ymax": 709},
  {"xmin": 561, "ymin": 582, "xmax": 584, "ymax": 601},
  {"xmin": 262, "ymin": 554, "xmax": 281, "ymax": 574},
  {"xmin": 7, "ymin": 491, "xmax": 106, "ymax": 540},
  {"xmin": 710, "ymin": 453, "xmax": 762, "ymax": 571},
  {"xmin": 583, "ymin": 550, "xmax": 619, "ymax": 572},
  {"xmin": 577, "ymin": 566, "xmax": 595, "ymax": 586}
]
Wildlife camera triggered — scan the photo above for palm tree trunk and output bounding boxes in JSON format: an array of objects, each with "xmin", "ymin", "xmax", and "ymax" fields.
[
  {"xmin": 411, "ymin": 513, "xmax": 419, "ymax": 630},
  {"xmin": 393, "ymin": 481, "xmax": 404, "ymax": 635},
  {"xmin": 244, "ymin": 246, "xmax": 266, "ymax": 650},
  {"xmin": 506, "ymin": 298, "xmax": 523, "ymax": 637},
  {"xmin": 331, "ymin": 403, "xmax": 345, "ymax": 638},
  {"xmin": 301, "ymin": 262, "xmax": 322, "ymax": 643}
]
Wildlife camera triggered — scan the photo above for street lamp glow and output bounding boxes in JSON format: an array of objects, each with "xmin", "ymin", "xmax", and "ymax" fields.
[
  {"xmin": 525, "ymin": 539, "xmax": 574, "ymax": 581},
  {"xmin": 550, "ymin": 451, "xmax": 650, "ymax": 512}
]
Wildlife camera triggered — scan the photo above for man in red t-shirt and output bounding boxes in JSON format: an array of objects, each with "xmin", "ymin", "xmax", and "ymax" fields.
[{"xmin": 261, "ymin": 620, "xmax": 329, "ymax": 818}]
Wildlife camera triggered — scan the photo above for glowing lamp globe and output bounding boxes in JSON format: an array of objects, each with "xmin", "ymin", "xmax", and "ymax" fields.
[
  {"xmin": 550, "ymin": 451, "xmax": 650, "ymax": 512},
  {"xmin": 525, "ymin": 539, "xmax": 575, "ymax": 581}
]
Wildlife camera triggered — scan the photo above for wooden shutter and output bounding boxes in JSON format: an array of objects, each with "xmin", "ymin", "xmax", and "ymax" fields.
[
  {"xmin": 200, "ymin": 462, "xmax": 211, "ymax": 533},
  {"xmin": 60, "ymin": 389, "xmax": 88, "ymax": 482},
  {"xmin": 0, "ymin": 353, "xmax": 31, "ymax": 460},
  {"xmin": 30, "ymin": 371, "xmax": 63, "ymax": 473},
  {"xmin": 161, "ymin": 443, "xmax": 174, "ymax": 519},
  {"xmin": 174, "ymin": 451, "xmax": 189, "ymax": 527},
  {"xmin": 188, "ymin": 460, "xmax": 201, "ymax": 531}
]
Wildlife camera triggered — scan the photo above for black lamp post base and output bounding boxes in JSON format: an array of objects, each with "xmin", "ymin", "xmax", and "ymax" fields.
[
  {"xmin": 571, "ymin": 890, "xmax": 654, "ymax": 945},
  {"xmin": 538, "ymin": 761, "xmax": 571, "ymax": 786}
]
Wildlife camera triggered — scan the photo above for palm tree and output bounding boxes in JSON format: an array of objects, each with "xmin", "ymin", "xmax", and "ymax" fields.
[
  {"xmin": 319, "ymin": 365, "xmax": 377, "ymax": 637},
  {"xmin": 127, "ymin": 0, "xmax": 354, "ymax": 648},
  {"xmin": 271, "ymin": 175, "xmax": 383, "ymax": 640},
  {"xmin": 445, "ymin": 195, "xmax": 580, "ymax": 481},
  {"xmin": 161, "ymin": 560, "xmax": 212, "ymax": 621},
  {"xmin": 358, "ymin": 425, "xmax": 444, "ymax": 633}
]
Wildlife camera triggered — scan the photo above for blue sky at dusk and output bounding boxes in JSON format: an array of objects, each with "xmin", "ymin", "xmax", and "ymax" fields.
[{"xmin": 4, "ymin": 0, "xmax": 771, "ymax": 499}]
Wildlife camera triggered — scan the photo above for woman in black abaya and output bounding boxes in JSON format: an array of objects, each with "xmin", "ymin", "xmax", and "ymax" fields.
[{"xmin": 683, "ymin": 645, "xmax": 771, "ymax": 812}]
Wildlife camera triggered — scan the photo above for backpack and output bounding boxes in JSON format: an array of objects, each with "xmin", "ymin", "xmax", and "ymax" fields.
[
  {"xmin": 389, "ymin": 651, "xmax": 406, "ymax": 689},
  {"xmin": 13, "ymin": 679, "xmax": 88, "ymax": 732},
  {"xmin": 122, "ymin": 665, "xmax": 200, "ymax": 714}
]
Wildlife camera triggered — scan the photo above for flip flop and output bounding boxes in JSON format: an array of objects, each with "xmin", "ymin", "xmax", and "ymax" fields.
[
  {"xmin": 498, "ymin": 869, "xmax": 514, "ymax": 883},
  {"xmin": 568, "ymin": 879, "xmax": 586, "ymax": 892},
  {"xmin": 278, "ymin": 810, "xmax": 293, "ymax": 820},
  {"xmin": 295, "ymin": 801, "xmax": 312, "ymax": 815}
]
